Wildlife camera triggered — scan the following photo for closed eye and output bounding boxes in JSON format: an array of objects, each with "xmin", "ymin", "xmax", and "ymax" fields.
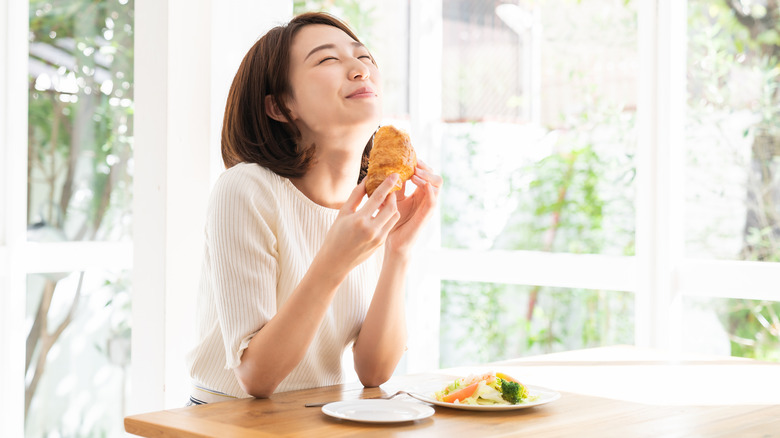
[{"xmin": 318, "ymin": 56, "xmax": 337, "ymax": 64}]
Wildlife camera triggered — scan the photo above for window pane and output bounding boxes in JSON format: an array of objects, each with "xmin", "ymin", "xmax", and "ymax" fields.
[
  {"xmin": 28, "ymin": 0, "xmax": 134, "ymax": 242},
  {"xmin": 25, "ymin": 270, "xmax": 131, "ymax": 437},
  {"xmin": 440, "ymin": 280, "xmax": 634, "ymax": 368},
  {"xmin": 685, "ymin": 1, "xmax": 780, "ymax": 262},
  {"xmin": 683, "ymin": 296, "xmax": 780, "ymax": 362},
  {"xmin": 440, "ymin": 0, "xmax": 637, "ymax": 255}
]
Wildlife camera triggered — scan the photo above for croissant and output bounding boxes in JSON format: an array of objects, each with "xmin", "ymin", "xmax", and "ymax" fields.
[{"xmin": 365, "ymin": 125, "xmax": 417, "ymax": 197}]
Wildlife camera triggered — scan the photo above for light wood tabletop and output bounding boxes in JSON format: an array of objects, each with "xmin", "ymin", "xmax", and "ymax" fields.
[{"xmin": 125, "ymin": 345, "xmax": 780, "ymax": 437}]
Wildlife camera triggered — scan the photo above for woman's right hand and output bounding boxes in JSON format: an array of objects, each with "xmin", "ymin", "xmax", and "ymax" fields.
[
  {"xmin": 234, "ymin": 174, "xmax": 401, "ymax": 398},
  {"xmin": 318, "ymin": 174, "xmax": 401, "ymax": 278}
]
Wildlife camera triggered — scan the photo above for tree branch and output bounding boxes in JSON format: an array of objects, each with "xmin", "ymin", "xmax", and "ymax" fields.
[
  {"xmin": 725, "ymin": 0, "xmax": 780, "ymax": 57},
  {"xmin": 47, "ymin": 95, "xmax": 60, "ymax": 226},
  {"xmin": 59, "ymin": 91, "xmax": 95, "ymax": 226},
  {"xmin": 24, "ymin": 272, "xmax": 85, "ymax": 420},
  {"xmin": 24, "ymin": 278, "xmax": 56, "ymax": 418}
]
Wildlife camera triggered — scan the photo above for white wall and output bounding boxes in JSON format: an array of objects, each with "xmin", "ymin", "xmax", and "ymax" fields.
[
  {"xmin": 131, "ymin": 0, "xmax": 292, "ymax": 413},
  {"xmin": 0, "ymin": 0, "xmax": 29, "ymax": 436}
]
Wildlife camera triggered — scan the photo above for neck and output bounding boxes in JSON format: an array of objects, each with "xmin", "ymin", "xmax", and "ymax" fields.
[{"xmin": 289, "ymin": 130, "xmax": 370, "ymax": 209}]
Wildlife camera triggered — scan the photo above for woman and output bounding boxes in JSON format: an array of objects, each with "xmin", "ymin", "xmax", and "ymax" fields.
[{"xmin": 185, "ymin": 12, "xmax": 442, "ymax": 404}]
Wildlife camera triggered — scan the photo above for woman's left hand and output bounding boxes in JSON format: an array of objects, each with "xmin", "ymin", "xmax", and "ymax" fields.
[{"xmin": 385, "ymin": 159, "xmax": 442, "ymax": 256}]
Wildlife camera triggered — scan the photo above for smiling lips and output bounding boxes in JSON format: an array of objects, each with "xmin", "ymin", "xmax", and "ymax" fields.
[{"xmin": 346, "ymin": 87, "xmax": 376, "ymax": 98}]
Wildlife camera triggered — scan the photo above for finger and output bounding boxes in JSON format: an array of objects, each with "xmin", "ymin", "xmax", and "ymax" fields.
[
  {"xmin": 340, "ymin": 180, "xmax": 367, "ymax": 215},
  {"xmin": 380, "ymin": 209, "xmax": 401, "ymax": 237},
  {"xmin": 362, "ymin": 173, "xmax": 400, "ymax": 213},
  {"xmin": 373, "ymin": 191, "xmax": 399, "ymax": 226},
  {"xmin": 411, "ymin": 181, "xmax": 437, "ymax": 224},
  {"xmin": 415, "ymin": 166, "xmax": 443, "ymax": 189},
  {"xmin": 411, "ymin": 174, "xmax": 439, "ymax": 195},
  {"xmin": 376, "ymin": 193, "xmax": 400, "ymax": 234},
  {"xmin": 425, "ymin": 177, "xmax": 438, "ymax": 205},
  {"xmin": 417, "ymin": 160, "xmax": 436, "ymax": 174},
  {"xmin": 417, "ymin": 159, "xmax": 435, "ymax": 172},
  {"xmin": 411, "ymin": 174, "xmax": 426, "ymax": 187},
  {"xmin": 395, "ymin": 180, "xmax": 408, "ymax": 202}
]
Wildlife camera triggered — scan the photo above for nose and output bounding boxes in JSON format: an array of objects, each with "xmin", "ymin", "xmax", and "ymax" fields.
[{"xmin": 349, "ymin": 58, "xmax": 370, "ymax": 80}]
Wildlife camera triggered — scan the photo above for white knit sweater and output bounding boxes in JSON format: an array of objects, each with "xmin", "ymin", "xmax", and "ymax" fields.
[{"xmin": 185, "ymin": 162, "xmax": 382, "ymax": 402}]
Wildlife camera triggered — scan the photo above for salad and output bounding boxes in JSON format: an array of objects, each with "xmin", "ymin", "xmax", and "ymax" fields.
[{"xmin": 434, "ymin": 372, "xmax": 536, "ymax": 405}]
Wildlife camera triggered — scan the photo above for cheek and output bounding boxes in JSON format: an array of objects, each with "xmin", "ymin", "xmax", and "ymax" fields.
[
  {"xmin": 289, "ymin": 78, "xmax": 338, "ymax": 124},
  {"xmin": 370, "ymin": 64, "xmax": 382, "ymax": 80},
  {"xmin": 303, "ymin": 72, "xmax": 339, "ymax": 102},
  {"xmin": 371, "ymin": 68, "xmax": 383, "ymax": 91},
  {"xmin": 289, "ymin": 83, "xmax": 324, "ymax": 117}
]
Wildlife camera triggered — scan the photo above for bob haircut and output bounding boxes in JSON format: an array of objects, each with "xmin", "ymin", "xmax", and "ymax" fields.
[{"xmin": 221, "ymin": 12, "xmax": 376, "ymax": 180}]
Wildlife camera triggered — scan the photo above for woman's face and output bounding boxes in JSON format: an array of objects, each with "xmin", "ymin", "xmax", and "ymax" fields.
[{"xmin": 286, "ymin": 24, "xmax": 383, "ymax": 139}]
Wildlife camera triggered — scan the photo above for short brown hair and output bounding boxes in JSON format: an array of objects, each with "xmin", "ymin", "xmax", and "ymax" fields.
[{"xmin": 221, "ymin": 12, "xmax": 374, "ymax": 179}]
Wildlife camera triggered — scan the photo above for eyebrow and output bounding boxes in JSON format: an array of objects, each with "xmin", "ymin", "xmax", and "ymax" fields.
[{"xmin": 304, "ymin": 41, "xmax": 366, "ymax": 61}]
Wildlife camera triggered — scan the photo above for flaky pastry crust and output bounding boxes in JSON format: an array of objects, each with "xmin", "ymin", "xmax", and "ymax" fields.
[{"xmin": 365, "ymin": 126, "xmax": 417, "ymax": 197}]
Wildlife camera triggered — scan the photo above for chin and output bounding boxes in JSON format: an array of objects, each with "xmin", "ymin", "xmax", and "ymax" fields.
[
  {"xmin": 352, "ymin": 101, "xmax": 382, "ymax": 125},
  {"xmin": 349, "ymin": 112, "xmax": 382, "ymax": 132}
]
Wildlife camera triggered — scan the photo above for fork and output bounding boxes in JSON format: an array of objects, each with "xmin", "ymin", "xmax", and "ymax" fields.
[{"xmin": 304, "ymin": 390, "xmax": 411, "ymax": 408}]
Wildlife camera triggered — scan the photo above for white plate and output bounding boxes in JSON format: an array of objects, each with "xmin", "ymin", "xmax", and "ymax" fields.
[
  {"xmin": 321, "ymin": 399, "xmax": 435, "ymax": 423},
  {"xmin": 408, "ymin": 385, "xmax": 561, "ymax": 411}
]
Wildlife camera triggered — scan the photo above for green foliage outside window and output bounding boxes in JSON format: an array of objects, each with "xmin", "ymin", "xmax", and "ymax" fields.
[
  {"xmin": 440, "ymin": 97, "xmax": 637, "ymax": 366},
  {"xmin": 29, "ymin": 0, "xmax": 133, "ymax": 240},
  {"xmin": 442, "ymin": 0, "xmax": 779, "ymax": 365},
  {"xmin": 687, "ymin": 0, "xmax": 780, "ymax": 360},
  {"xmin": 27, "ymin": 1, "xmax": 134, "ymax": 436}
]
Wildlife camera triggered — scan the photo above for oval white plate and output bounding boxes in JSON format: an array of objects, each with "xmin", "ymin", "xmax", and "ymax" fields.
[
  {"xmin": 322, "ymin": 399, "xmax": 435, "ymax": 423},
  {"xmin": 408, "ymin": 385, "xmax": 561, "ymax": 411}
]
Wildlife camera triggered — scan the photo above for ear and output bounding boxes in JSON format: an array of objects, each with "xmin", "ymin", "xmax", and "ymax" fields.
[{"xmin": 265, "ymin": 95, "xmax": 296, "ymax": 123}]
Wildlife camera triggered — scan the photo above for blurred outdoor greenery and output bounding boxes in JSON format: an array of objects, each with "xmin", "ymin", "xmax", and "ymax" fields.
[
  {"xmin": 439, "ymin": 0, "xmax": 779, "ymax": 367},
  {"xmin": 27, "ymin": 0, "xmax": 134, "ymax": 436},
  {"xmin": 439, "ymin": 0, "xmax": 639, "ymax": 365},
  {"xmin": 686, "ymin": 0, "xmax": 779, "ymax": 361}
]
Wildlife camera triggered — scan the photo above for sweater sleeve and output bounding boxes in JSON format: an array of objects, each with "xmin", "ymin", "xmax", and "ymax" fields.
[{"xmin": 206, "ymin": 166, "xmax": 280, "ymax": 370}]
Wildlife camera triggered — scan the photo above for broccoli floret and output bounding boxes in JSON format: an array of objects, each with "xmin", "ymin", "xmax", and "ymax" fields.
[{"xmin": 500, "ymin": 379, "xmax": 528, "ymax": 404}]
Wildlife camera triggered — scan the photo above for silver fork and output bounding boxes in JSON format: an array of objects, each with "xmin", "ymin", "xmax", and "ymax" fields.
[{"xmin": 304, "ymin": 390, "xmax": 410, "ymax": 408}]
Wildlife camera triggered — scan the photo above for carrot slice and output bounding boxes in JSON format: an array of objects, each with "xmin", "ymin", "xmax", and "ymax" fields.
[
  {"xmin": 443, "ymin": 382, "xmax": 480, "ymax": 403},
  {"xmin": 496, "ymin": 372, "xmax": 519, "ymax": 383}
]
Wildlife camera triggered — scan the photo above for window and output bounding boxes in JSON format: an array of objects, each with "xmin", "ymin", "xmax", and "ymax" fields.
[
  {"xmin": 434, "ymin": 0, "xmax": 779, "ymax": 366},
  {"xmin": 681, "ymin": 0, "xmax": 780, "ymax": 358},
  {"xmin": 3, "ymin": 1, "xmax": 134, "ymax": 436},
  {"xmin": 439, "ymin": 0, "xmax": 638, "ymax": 363}
]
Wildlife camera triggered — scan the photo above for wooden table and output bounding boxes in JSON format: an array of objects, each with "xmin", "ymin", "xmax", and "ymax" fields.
[{"xmin": 125, "ymin": 346, "xmax": 780, "ymax": 437}]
